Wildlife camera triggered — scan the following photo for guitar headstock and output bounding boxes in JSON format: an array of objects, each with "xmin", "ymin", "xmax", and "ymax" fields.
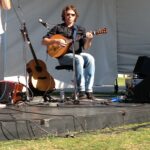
[{"xmin": 95, "ymin": 27, "xmax": 108, "ymax": 35}]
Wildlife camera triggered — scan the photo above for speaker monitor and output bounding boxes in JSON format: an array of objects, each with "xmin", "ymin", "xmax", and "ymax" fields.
[
  {"xmin": 133, "ymin": 77, "xmax": 150, "ymax": 103},
  {"xmin": 133, "ymin": 56, "xmax": 150, "ymax": 78}
]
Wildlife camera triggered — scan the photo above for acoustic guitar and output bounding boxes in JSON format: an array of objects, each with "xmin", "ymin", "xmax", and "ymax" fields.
[
  {"xmin": 21, "ymin": 23, "xmax": 55, "ymax": 92},
  {"xmin": 47, "ymin": 27, "xmax": 108, "ymax": 58}
]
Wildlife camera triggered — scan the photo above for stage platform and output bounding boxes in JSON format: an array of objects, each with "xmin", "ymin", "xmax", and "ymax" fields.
[{"xmin": 0, "ymin": 95, "xmax": 150, "ymax": 140}]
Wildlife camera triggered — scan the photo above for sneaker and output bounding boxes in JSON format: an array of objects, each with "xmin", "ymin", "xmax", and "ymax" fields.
[
  {"xmin": 86, "ymin": 92, "xmax": 96, "ymax": 100},
  {"xmin": 78, "ymin": 91, "xmax": 87, "ymax": 99},
  {"xmin": 0, "ymin": 103, "xmax": 6, "ymax": 108}
]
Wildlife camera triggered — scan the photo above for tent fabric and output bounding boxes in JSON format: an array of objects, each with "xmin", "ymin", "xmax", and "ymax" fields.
[
  {"xmin": 3, "ymin": 0, "xmax": 150, "ymax": 88},
  {"xmin": 2, "ymin": 0, "xmax": 117, "ymax": 88},
  {"xmin": 117, "ymin": 0, "xmax": 150, "ymax": 73},
  {"xmin": 4, "ymin": 0, "xmax": 150, "ymax": 87}
]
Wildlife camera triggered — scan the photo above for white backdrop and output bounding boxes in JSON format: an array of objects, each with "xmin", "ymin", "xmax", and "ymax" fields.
[
  {"xmin": 117, "ymin": 0, "xmax": 150, "ymax": 73},
  {"xmin": 2, "ymin": 0, "xmax": 117, "ymax": 89}
]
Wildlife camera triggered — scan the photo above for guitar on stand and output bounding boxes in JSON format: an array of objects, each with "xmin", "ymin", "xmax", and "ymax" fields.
[{"xmin": 20, "ymin": 23, "xmax": 55, "ymax": 96}]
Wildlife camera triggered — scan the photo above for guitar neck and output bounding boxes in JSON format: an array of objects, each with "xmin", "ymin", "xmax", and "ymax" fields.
[{"xmin": 28, "ymin": 41, "xmax": 39, "ymax": 64}]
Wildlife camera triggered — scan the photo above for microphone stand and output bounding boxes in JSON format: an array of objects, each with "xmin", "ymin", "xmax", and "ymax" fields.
[
  {"xmin": 11, "ymin": 1, "xmax": 32, "ymax": 101},
  {"xmin": 72, "ymin": 27, "xmax": 79, "ymax": 104}
]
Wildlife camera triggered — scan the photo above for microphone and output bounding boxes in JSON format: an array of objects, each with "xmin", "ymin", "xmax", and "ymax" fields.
[{"xmin": 38, "ymin": 18, "xmax": 49, "ymax": 29}]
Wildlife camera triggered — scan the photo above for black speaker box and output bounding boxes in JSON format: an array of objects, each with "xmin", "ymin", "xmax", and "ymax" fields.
[
  {"xmin": 133, "ymin": 56, "xmax": 150, "ymax": 78},
  {"xmin": 133, "ymin": 77, "xmax": 150, "ymax": 103}
]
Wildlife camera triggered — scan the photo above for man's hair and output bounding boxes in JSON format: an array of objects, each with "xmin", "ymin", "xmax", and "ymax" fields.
[{"xmin": 61, "ymin": 5, "xmax": 79, "ymax": 22}]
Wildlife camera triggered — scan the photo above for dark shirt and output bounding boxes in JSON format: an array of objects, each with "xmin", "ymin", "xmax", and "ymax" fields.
[{"xmin": 44, "ymin": 23, "xmax": 86, "ymax": 54}]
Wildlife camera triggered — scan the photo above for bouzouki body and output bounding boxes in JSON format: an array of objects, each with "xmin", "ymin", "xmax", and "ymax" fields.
[{"xmin": 47, "ymin": 34, "xmax": 72, "ymax": 58}]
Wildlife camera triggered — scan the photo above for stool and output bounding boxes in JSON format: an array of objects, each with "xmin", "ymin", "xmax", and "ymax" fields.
[
  {"xmin": 55, "ymin": 65, "xmax": 73, "ymax": 71},
  {"xmin": 55, "ymin": 65, "xmax": 79, "ymax": 104}
]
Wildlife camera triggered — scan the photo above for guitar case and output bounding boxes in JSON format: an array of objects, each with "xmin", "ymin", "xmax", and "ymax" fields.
[{"xmin": 0, "ymin": 81, "xmax": 24, "ymax": 104}]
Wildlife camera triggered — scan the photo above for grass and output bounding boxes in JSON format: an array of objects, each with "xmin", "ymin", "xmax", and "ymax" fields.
[
  {"xmin": 0, "ymin": 122, "xmax": 149, "ymax": 150},
  {"xmin": 117, "ymin": 76, "xmax": 126, "ymax": 86}
]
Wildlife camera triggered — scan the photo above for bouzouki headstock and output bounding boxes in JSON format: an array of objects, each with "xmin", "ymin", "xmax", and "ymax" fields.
[{"xmin": 93, "ymin": 27, "xmax": 108, "ymax": 35}]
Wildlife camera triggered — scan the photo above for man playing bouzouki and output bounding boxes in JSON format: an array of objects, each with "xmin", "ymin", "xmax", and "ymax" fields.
[{"xmin": 42, "ymin": 4, "xmax": 107, "ymax": 100}]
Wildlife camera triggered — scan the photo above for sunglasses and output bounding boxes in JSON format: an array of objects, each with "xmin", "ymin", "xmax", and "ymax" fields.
[{"xmin": 66, "ymin": 13, "xmax": 76, "ymax": 17}]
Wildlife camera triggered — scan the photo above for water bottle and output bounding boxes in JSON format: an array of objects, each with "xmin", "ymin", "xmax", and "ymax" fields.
[
  {"xmin": 60, "ymin": 88, "xmax": 65, "ymax": 102},
  {"xmin": 111, "ymin": 96, "xmax": 124, "ymax": 102}
]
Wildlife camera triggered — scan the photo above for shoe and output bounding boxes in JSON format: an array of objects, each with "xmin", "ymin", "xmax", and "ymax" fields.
[
  {"xmin": 86, "ymin": 92, "xmax": 96, "ymax": 100},
  {"xmin": 86, "ymin": 92, "xmax": 110, "ymax": 104},
  {"xmin": 0, "ymin": 103, "xmax": 6, "ymax": 108},
  {"xmin": 78, "ymin": 91, "xmax": 87, "ymax": 99}
]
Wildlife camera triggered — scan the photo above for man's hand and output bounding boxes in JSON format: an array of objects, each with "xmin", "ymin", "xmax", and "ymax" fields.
[
  {"xmin": 86, "ymin": 31, "xmax": 94, "ymax": 40},
  {"xmin": 55, "ymin": 39, "xmax": 67, "ymax": 47}
]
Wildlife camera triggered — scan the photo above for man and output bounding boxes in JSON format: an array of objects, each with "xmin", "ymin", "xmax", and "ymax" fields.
[
  {"xmin": 0, "ymin": 0, "xmax": 11, "ymax": 108},
  {"xmin": 42, "ymin": 5, "xmax": 96, "ymax": 100}
]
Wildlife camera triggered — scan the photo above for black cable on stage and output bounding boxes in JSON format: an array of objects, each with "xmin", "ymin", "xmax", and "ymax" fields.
[
  {"xmin": 25, "ymin": 120, "xmax": 35, "ymax": 138},
  {"xmin": 0, "ymin": 121, "xmax": 18, "ymax": 140},
  {"xmin": 9, "ymin": 113, "xmax": 21, "ymax": 139},
  {"xmin": 29, "ymin": 120, "xmax": 50, "ymax": 135}
]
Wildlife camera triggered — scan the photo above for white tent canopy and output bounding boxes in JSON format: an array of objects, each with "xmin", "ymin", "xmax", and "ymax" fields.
[{"xmin": 1, "ymin": 0, "xmax": 150, "ymax": 89}]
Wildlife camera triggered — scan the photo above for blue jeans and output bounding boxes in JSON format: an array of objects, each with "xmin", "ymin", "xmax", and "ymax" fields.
[{"xmin": 58, "ymin": 52, "xmax": 95, "ymax": 92}]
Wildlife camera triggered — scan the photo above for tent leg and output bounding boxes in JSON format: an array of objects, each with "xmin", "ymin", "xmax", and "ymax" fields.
[{"xmin": 114, "ymin": 78, "xmax": 119, "ymax": 94}]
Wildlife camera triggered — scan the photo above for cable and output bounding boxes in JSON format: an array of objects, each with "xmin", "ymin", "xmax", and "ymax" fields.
[
  {"xmin": 0, "ymin": 121, "xmax": 18, "ymax": 140},
  {"xmin": 0, "ymin": 81, "xmax": 8, "ymax": 101},
  {"xmin": 9, "ymin": 113, "xmax": 20, "ymax": 139},
  {"xmin": 26, "ymin": 120, "xmax": 36, "ymax": 138}
]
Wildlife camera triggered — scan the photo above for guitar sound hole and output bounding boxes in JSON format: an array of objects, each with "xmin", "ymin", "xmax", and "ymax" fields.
[
  {"xmin": 36, "ymin": 66, "xmax": 42, "ymax": 72},
  {"xmin": 38, "ymin": 77, "xmax": 47, "ymax": 80},
  {"xmin": 27, "ymin": 68, "xmax": 32, "ymax": 73}
]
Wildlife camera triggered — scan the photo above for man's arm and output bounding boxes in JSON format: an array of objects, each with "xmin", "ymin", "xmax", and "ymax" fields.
[
  {"xmin": 84, "ymin": 32, "xmax": 94, "ymax": 49},
  {"xmin": 42, "ymin": 37, "xmax": 67, "ymax": 47},
  {"xmin": 0, "ymin": 0, "xmax": 11, "ymax": 10}
]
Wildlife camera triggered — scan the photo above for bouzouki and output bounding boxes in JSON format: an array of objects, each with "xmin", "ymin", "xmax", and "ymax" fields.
[
  {"xmin": 47, "ymin": 27, "xmax": 108, "ymax": 58},
  {"xmin": 21, "ymin": 23, "xmax": 55, "ymax": 92}
]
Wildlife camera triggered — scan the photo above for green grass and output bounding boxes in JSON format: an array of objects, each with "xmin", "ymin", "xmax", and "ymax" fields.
[
  {"xmin": 117, "ymin": 77, "xmax": 126, "ymax": 86},
  {"xmin": 0, "ymin": 122, "xmax": 150, "ymax": 150}
]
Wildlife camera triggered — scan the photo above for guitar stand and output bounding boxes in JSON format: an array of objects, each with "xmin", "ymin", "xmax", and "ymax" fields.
[
  {"xmin": 43, "ymin": 92, "xmax": 54, "ymax": 103},
  {"xmin": 27, "ymin": 82, "xmax": 55, "ymax": 103}
]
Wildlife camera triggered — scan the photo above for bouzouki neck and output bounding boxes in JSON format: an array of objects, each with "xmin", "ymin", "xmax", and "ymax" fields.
[{"xmin": 91, "ymin": 27, "xmax": 108, "ymax": 36}]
